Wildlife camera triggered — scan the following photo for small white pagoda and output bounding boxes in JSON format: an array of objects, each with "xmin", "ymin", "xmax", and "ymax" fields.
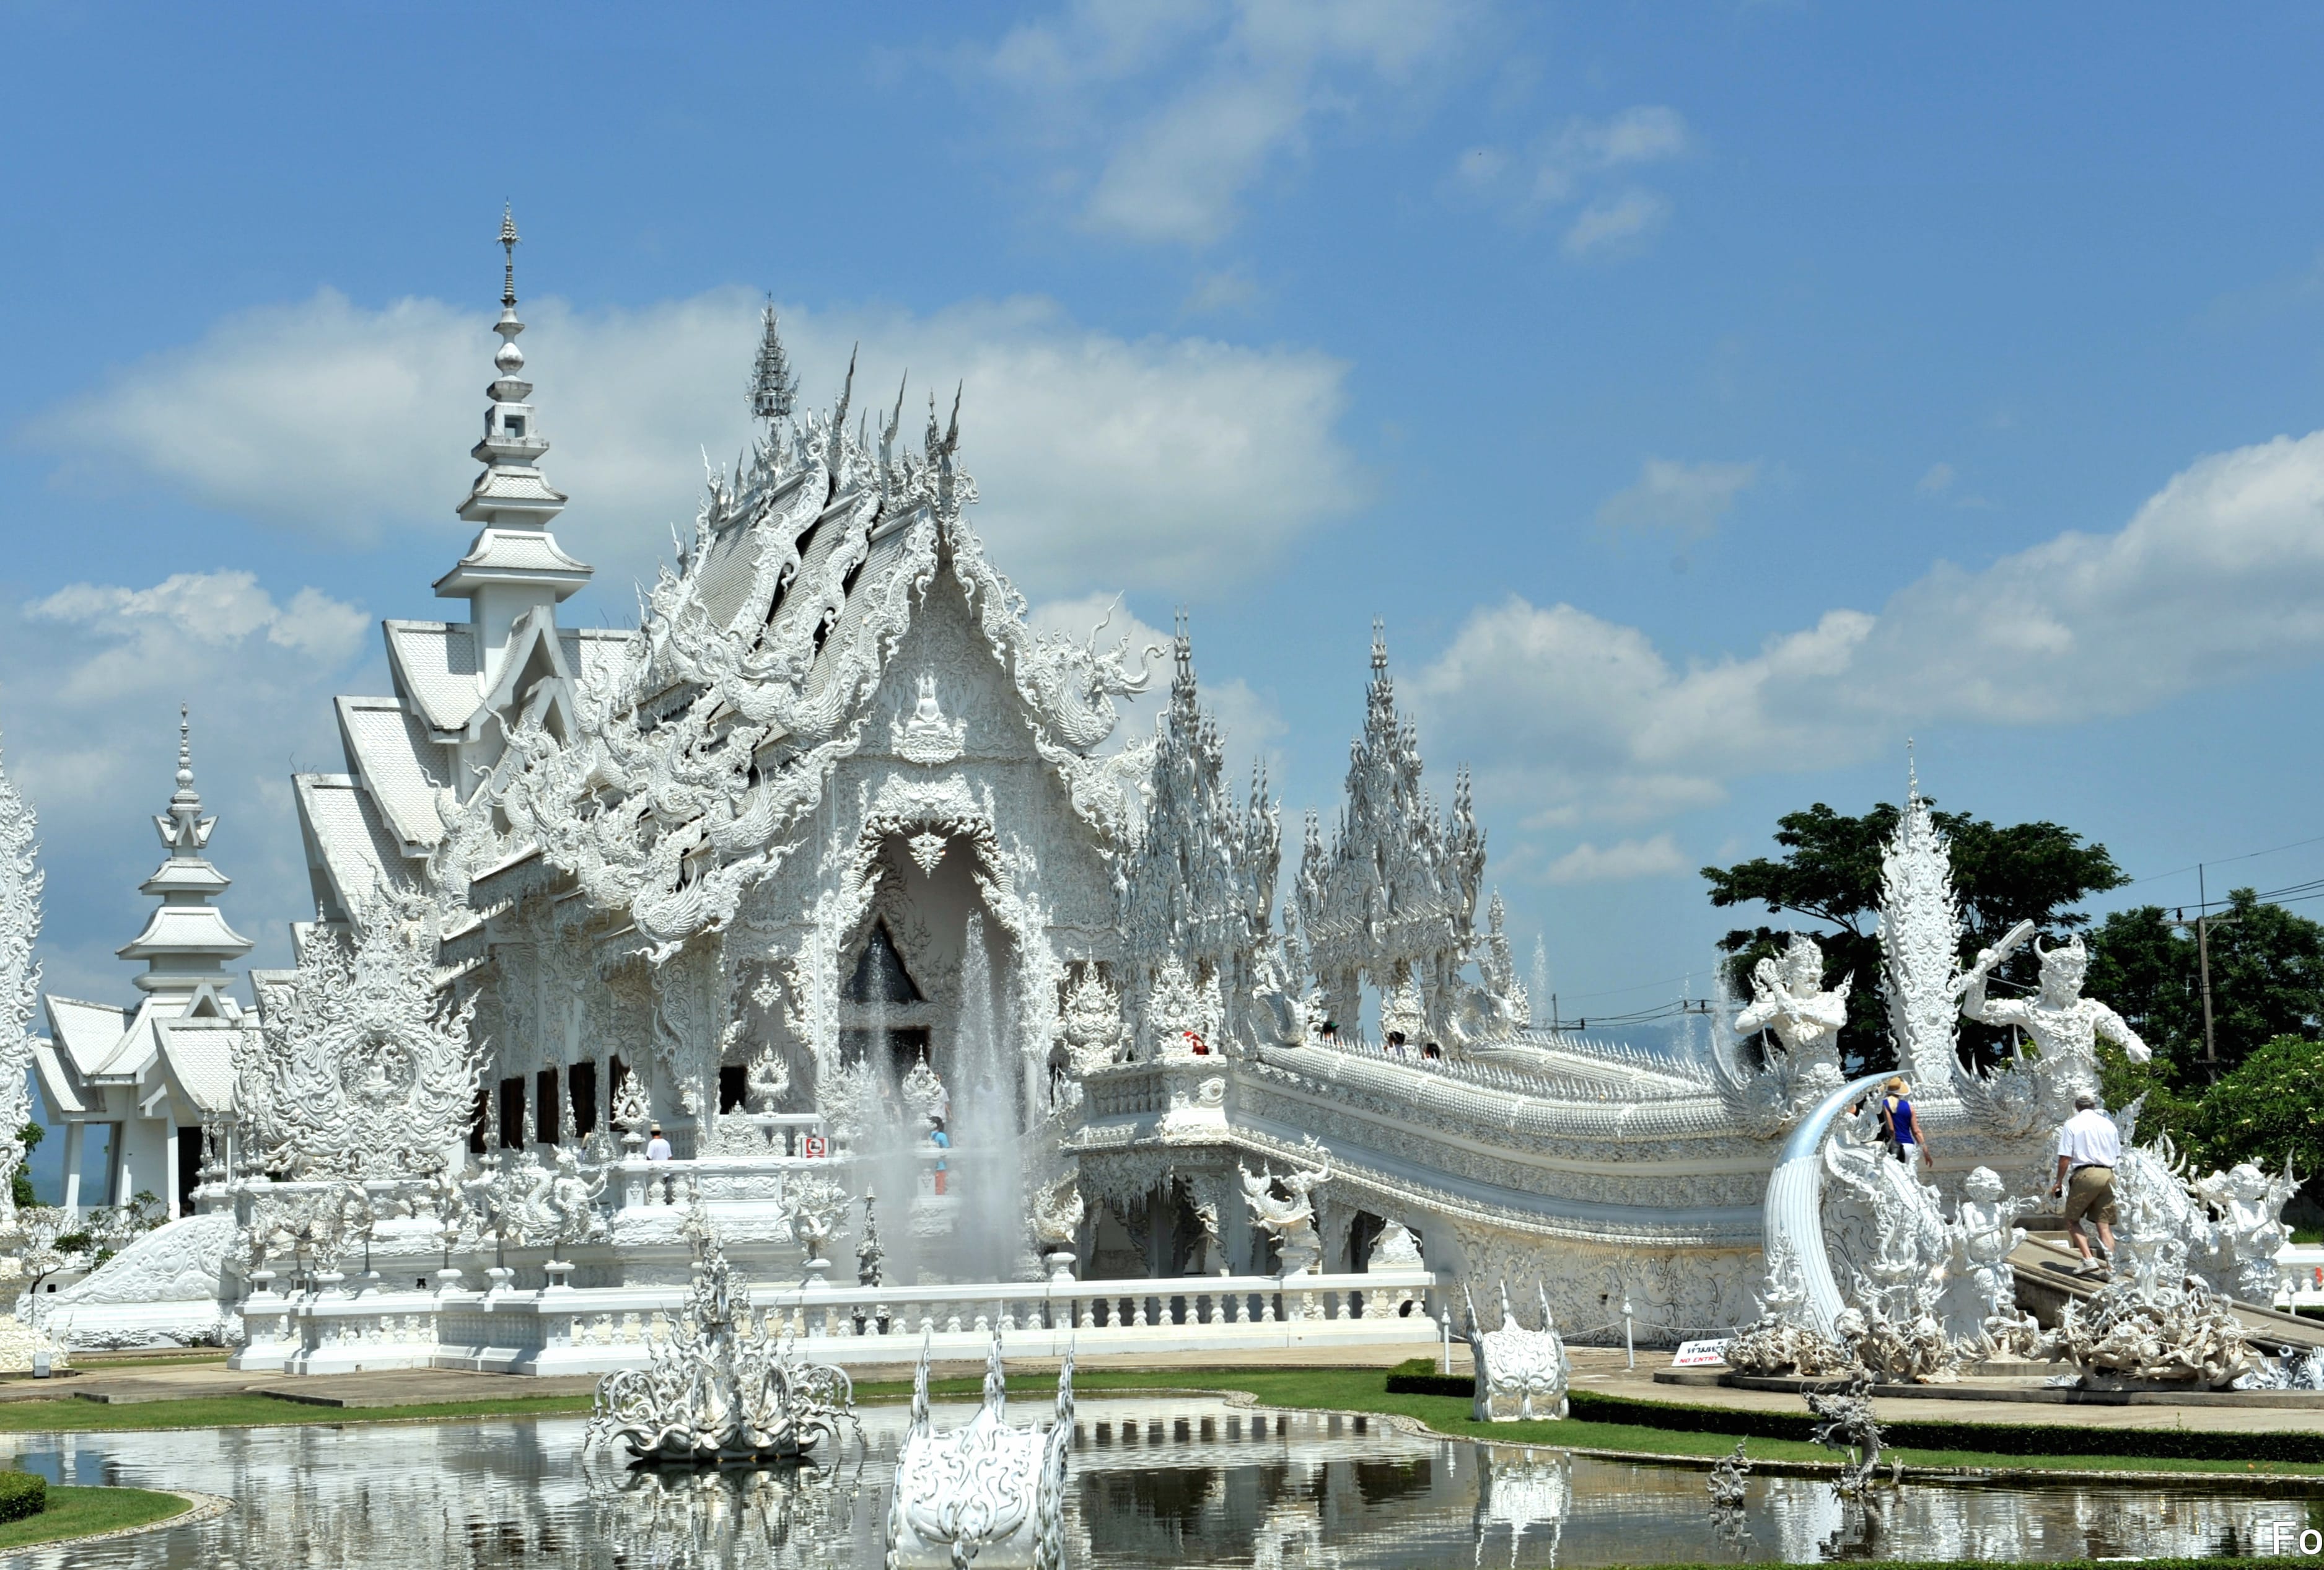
[{"xmin": 30, "ymin": 710, "xmax": 253, "ymax": 1218}]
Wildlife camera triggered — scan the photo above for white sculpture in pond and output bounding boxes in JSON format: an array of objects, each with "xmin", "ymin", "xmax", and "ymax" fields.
[
  {"xmin": 1239, "ymin": 1144, "xmax": 1331, "ymax": 1277},
  {"xmin": 886, "ymin": 1328, "xmax": 1072, "ymax": 1570},
  {"xmin": 587, "ymin": 1203, "xmax": 856, "ymax": 1463},
  {"xmin": 1958, "ymin": 925, "xmax": 2148, "ymax": 1125},
  {"xmin": 1462, "ymin": 1281, "xmax": 1571, "ymax": 1421}
]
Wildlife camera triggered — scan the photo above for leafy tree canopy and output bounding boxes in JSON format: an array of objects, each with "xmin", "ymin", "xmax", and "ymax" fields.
[
  {"xmin": 2086, "ymin": 889, "xmax": 2324, "ymax": 1091},
  {"xmin": 1702, "ymin": 799, "xmax": 2127, "ymax": 1074}
]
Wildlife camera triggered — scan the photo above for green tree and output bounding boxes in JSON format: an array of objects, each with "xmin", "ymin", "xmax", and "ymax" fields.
[
  {"xmin": 10, "ymin": 1120, "xmax": 40, "ymax": 1214},
  {"xmin": 2181, "ymin": 1035, "xmax": 2324, "ymax": 1180},
  {"xmin": 1703, "ymin": 799, "xmax": 2127, "ymax": 1075},
  {"xmin": 2087, "ymin": 890, "xmax": 2324, "ymax": 1090}
]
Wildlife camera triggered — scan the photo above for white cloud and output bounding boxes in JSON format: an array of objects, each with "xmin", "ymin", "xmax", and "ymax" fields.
[
  {"xmin": 1183, "ymin": 266, "xmax": 1263, "ymax": 315},
  {"xmin": 0, "ymin": 571, "xmax": 374, "ymax": 1003},
  {"xmin": 1543, "ymin": 833, "xmax": 1687, "ymax": 885},
  {"xmin": 1454, "ymin": 105, "xmax": 1689, "ymax": 258},
  {"xmin": 978, "ymin": 0, "xmax": 1476, "ymax": 246},
  {"xmin": 1918, "ymin": 461, "xmax": 1956, "ymax": 496},
  {"xmin": 24, "ymin": 288, "xmax": 1364, "ymax": 600},
  {"xmin": 1596, "ymin": 457, "xmax": 1759, "ymax": 539},
  {"xmin": 1409, "ymin": 428, "xmax": 2324, "ymax": 836},
  {"xmin": 1563, "ymin": 188, "xmax": 1672, "ymax": 258}
]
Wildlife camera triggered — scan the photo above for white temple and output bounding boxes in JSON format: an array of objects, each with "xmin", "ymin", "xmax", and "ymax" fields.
[{"xmin": 8, "ymin": 216, "xmax": 2302, "ymax": 1368}]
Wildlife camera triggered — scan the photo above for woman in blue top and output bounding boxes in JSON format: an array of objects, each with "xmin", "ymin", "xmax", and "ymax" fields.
[
  {"xmin": 928, "ymin": 1114, "xmax": 950, "ymax": 1195},
  {"xmin": 1879, "ymin": 1076, "xmax": 1933, "ymax": 1172}
]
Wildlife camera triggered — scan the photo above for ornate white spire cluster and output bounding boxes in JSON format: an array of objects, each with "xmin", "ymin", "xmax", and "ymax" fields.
[
  {"xmin": 0, "ymin": 722, "xmax": 42, "ymax": 1227},
  {"xmin": 435, "ymin": 327, "xmax": 1155, "ymax": 957},
  {"xmin": 1878, "ymin": 768, "xmax": 1965, "ymax": 1094},
  {"xmin": 1117, "ymin": 616, "xmax": 1280, "ymax": 1050},
  {"xmin": 117, "ymin": 708, "xmax": 252, "ymax": 998},
  {"xmin": 1296, "ymin": 623, "xmax": 1486, "ymax": 1038}
]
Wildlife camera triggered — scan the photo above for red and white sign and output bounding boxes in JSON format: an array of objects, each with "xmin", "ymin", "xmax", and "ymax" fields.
[
  {"xmin": 801, "ymin": 1135, "xmax": 828, "ymax": 1158},
  {"xmin": 1670, "ymin": 1338, "xmax": 1732, "ymax": 1367}
]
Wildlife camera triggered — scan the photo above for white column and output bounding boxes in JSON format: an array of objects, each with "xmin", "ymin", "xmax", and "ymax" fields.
[
  {"xmin": 107, "ymin": 1122, "xmax": 126, "ymax": 1208},
  {"xmin": 164, "ymin": 1125, "xmax": 181, "ymax": 1220},
  {"xmin": 60, "ymin": 1123, "xmax": 85, "ymax": 1217}
]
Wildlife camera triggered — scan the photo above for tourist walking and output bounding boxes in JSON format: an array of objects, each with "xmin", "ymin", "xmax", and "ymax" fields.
[
  {"xmin": 1879, "ymin": 1077, "xmax": 1933, "ymax": 1174},
  {"xmin": 2052, "ymin": 1091, "xmax": 2121, "ymax": 1275},
  {"xmin": 644, "ymin": 1123, "xmax": 672, "ymax": 1162}
]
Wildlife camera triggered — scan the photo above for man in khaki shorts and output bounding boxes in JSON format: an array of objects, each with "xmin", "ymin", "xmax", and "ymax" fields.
[{"xmin": 2051, "ymin": 1090, "xmax": 2120, "ymax": 1275}]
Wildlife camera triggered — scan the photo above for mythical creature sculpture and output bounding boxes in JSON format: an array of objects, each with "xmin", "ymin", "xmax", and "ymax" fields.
[
  {"xmin": 1462, "ymin": 1281, "xmax": 1571, "ymax": 1421},
  {"xmin": 1239, "ymin": 1143, "xmax": 1331, "ymax": 1277},
  {"xmin": 544, "ymin": 1147, "xmax": 608, "ymax": 1260},
  {"xmin": 587, "ymin": 1204, "xmax": 856, "ymax": 1463},
  {"xmin": 2191, "ymin": 1160, "xmax": 2299, "ymax": 1303},
  {"xmin": 1708, "ymin": 1441, "xmax": 1752, "ymax": 1512},
  {"xmin": 886, "ymin": 1328, "xmax": 1073, "ymax": 1570},
  {"xmin": 1804, "ymin": 1372, "xmax": 1891, "ymax": 1496},
  {"xmin": 1728, "ymin": 934, "xmax": 1849, "ymax": 1135},
  {"xmin": 1028, "ymin": 1175, "xmax": 1083, "ymax": 1258},
  {"xmin": 1958, "ymin": 925, "xmax": 2149, "ymax": 1128},
  {"xmin": 781, "ymin": 1177, "xmax": 849, "ymax": 1266},
  {"xmin": 1820, "ymin": 1109, "xmax": 1963, "ymax": 1378},
  {"xmin": 239, "ymin": 885, "xmax": 483, "ymax": 1180}
]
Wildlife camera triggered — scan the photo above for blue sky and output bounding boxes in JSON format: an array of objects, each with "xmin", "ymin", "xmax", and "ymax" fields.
[{"xmin": 9, "ymin": 2, "xmax": 2324, "ymax": 1107}]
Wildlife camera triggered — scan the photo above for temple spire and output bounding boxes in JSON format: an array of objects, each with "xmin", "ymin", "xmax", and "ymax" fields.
[
  {"xmin": 121, "ymin": 706, "xmax": 251, "ymax": 995},
  {"xmin": 748, "ymin": 296, "xmax": 798, "ymax": 425},
  {"xmin": 437, "ymin": 206, "xmax": 591, "ymax": 652}
]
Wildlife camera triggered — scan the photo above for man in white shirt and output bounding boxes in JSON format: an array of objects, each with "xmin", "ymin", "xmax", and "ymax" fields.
[
  {"xmin": 2051, "ymin": 1092, "xmax": 2121, "ymax": 1274},
  {"xmin": 644, "ymin": 1123, "xmax": 673, "ymax": 1162}
]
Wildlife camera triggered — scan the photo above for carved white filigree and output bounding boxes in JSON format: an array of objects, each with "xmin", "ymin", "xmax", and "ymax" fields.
[
  {"xmin": 239, "ymin": 886, "xmax": 482, "ymax": 1180},
  {"xmin": 887, "ymin": 1329, "xmax": 1072, "ymax": 1570},
  {"xmin": 1463, "ymin": 1281, "xmax": 1571, "ymax": 1421},
  {"xmin": 1144, "ymin": 954, "xmax": 1221, "ymax": 1058},
  {"xmin": 1056, "ymin": 968, "xmax": 1126, "ymax": 1075}
]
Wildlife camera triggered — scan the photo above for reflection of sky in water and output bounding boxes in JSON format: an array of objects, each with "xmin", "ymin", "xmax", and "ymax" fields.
[{"xmin": 2, "ymin": 1398, "xmax": 2315, "ymax": 1568}]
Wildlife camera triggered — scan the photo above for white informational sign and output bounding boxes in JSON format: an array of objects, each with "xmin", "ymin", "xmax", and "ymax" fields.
[{"xmin": 1671, "ymin": 1338, "xmax": 1732, "ymax": 1367}]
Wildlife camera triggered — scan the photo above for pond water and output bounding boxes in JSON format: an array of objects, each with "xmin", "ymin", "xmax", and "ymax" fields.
[{"xmin": 6, "ymin": 1397, "xmax": 2317, "ymax": 1568}]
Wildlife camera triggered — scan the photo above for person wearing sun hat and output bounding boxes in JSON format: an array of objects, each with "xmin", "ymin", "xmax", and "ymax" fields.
[{"xmin": 1879, "ymin": 1076, "xmax": 1932, "ymax": 1173}]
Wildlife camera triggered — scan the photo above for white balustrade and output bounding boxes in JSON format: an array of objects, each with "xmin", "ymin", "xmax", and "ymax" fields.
[{"xmin": 227, "ymin": 1266, "xmax": 1444, "ymax": 1375}]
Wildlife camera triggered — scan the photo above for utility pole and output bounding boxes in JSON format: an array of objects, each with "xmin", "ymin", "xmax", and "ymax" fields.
[{"xmin": 2196, "ymin": 864, "xmax": 2218, "ymax": 1082}]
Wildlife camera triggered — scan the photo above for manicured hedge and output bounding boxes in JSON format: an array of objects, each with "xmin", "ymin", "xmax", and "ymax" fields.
[
  {"xmin": 1380, "ymin": 1362, "xmax": 2324, "ymax": 1465},
  {"xmin": 0, "ymin": 1471, "xmax": 46, "ymax": 1524}
]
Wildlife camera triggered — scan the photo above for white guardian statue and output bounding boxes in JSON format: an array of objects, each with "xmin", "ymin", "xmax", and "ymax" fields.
[{"xmin": 1958, "ymin": 924, "xmax": 2148, "ymax": 1127}]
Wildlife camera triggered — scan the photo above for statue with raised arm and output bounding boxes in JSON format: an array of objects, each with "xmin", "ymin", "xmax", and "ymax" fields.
[
  {"xmin": 1725, "ymin": 933, "xmax": 1849, "ymax": 1133},
  {"xmin": 1240, "ymin": 1143, "xmax": 1331, "ymax": 1278},
  {"xmin": 1958, "ymin": 924, "xmax": 2146, "ymax": 1125}
]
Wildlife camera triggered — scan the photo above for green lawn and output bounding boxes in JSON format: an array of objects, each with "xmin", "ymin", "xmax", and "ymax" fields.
[
  {"xmin": 0, "ymin": 1484, "xmax": 190, "ymax": 1550},
  {"xmin": 0, "ymin": 1367, "xmax": 2318, "ymax": 1481}
]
